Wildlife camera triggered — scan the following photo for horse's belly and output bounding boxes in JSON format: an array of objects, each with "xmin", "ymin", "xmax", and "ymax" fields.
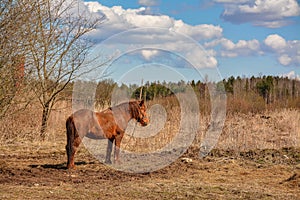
[{"xmin": 86, "ymin": 132, "xmax": 106, "ymax": 140}]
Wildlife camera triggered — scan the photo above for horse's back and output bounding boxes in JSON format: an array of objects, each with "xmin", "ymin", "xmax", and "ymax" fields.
[
  {"xmin": 72, "ymin": 108, "xmax": 93, "ymax": 117},
  {"xmin": 69, "ymin": 108, "xmax": 119, "ymax": 139},
  {"xmin": 70, "ymin": 109, "xmax": 102, "ymax": 138}
]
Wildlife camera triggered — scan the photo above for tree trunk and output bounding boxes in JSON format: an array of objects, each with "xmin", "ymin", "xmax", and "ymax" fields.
[{"xmin": 40, "ymin": 104, "xmax": 50, "ymax": 140}]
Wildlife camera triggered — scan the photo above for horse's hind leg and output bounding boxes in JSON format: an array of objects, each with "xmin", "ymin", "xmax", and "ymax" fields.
[
  {"xmin": 66, "ymin": 135, "xmax": 81, "ymax": 169},
  {"xmin": 105, "ymin": 138, "xmax": 114, "ymax": 164}
]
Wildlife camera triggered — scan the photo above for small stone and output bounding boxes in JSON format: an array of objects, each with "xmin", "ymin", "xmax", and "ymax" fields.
[{"xmin": 181, "ymin": 157, "xmax": 192, "ymax": 163}]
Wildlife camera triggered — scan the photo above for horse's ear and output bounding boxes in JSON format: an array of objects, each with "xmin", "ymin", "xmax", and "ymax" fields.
[{"xmin": 139, "ymin": 99, "xmax": 144, "ymax": 106}]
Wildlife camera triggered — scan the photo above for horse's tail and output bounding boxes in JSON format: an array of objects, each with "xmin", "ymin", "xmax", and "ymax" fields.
[{"xmin": 66, "ymin": 115, "xmax": 76, "ymax": 168}]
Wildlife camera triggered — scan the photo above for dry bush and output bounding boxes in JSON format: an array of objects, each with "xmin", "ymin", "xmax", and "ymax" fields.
[
  {"xmin": 0, "ymin": 100, "xmax": 71, "ymax": 144},
  {"xmin": 287, "ymin": 97, "xmax": 300, "ymax": 108},
  {"xmin": 217, "ymin": 108, "xmax": 300, "ymax": 152},
  {"xmin": 46, "ymin": 101, "xmax": 72, "ymax": 141},
  {"xmin": 226, "ymin": 93, "xmax": 266, "ymax": 114},
  {"xmin": 0, "ymin": 103, "xmax": 41, "ymax": 143}
]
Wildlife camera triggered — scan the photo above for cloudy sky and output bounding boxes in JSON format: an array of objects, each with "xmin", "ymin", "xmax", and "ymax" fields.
[{"xmin": 80, "ymin": 0, "xmax": 300, "ymax": 82}]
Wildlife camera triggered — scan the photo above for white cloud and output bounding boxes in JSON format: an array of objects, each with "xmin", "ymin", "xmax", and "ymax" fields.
[
  {"xmin": 126, "ymin": 13, "xmax": 174, "ymax": 28},
  {"xmin": 83, "ymin": 1, "xmax": 222, "ymax": 68},
  {"xmin": 141, "ymin": 50, "xmax": 159, "ymax": 60},
  {"xmin": 204, "ymin": 38, "xmax": 262, "ymax": 57},
  {"xmin": 171, "ymin": 21, "xmax": 223, "ymax": 40},
  {"xmin": 206, "ymin": 34, "xmax": 300, "ymax": 67},
  {"xmin": 185, "ymin": 47, "xmax": 218, "ymax": 68},
  {"xmin": 264, "ymin": 34, "xmax": 287, "ymax": 51},
  {"xmin": 264, "ymin": 34, "xmax": 300, "ymax": 66},
  {"xmin": 278, "ymin": 54, "xmax": 292, "ymax": 66},
  {"xmin": 215, "ymin": 0, "xmax": 300, "ymax": 28},
  {"xmin": 138, "ymin": 0, "xmax": 160, "ymax": 7},
  {"xmin": 238, "ymin": 0, "xmax": 299, "ymax": 16},
  {"xmin": 84, "ymin": 2, "xmax": 223, "ymax": 42},
  {"xmin": 213, "ymin": 0, "xmax": 250, "ymax": 3},
  {"xmin": 281, "ymin": 71, "xmax": 300, "ymax": 80}
]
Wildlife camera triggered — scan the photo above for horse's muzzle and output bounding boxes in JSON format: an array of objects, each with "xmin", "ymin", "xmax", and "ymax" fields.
[
  {"xmin": 139, "ymin": 117, "xmax": 149, "ymax": 126},
  {"xmin": 141, "ymin": 121, "xmax": 148, "ymax": 126}
]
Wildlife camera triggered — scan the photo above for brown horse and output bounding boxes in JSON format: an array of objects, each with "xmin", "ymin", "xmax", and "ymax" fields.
[{"xmin": 65, "ymin": 100, "xmax": 149, "ymax": 169}]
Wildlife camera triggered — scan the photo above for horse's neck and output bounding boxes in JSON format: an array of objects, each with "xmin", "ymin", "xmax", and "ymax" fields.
[{"xmin": 112, "ymin": 107, "xmax": 132, "ymax": 130}]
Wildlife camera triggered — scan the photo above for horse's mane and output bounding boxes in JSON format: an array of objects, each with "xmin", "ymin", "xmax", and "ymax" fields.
[
  {"xmin": 110, "ymin": 100, "xmax": 141, "ymax": 119},
  {"xmin": 128, "ymin": 101, "xmax": 142, "ymax": 119}
]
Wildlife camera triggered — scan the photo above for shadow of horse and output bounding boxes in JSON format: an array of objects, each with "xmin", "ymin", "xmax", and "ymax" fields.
[{"xmin": 29, "ymin": 161, "xmax": 96, "ymax": 170}]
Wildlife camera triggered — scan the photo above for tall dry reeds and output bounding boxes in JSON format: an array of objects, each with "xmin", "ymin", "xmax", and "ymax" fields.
[{"xmin": 217, "ymin": 108, "xmax": 300, "ymax": 151}]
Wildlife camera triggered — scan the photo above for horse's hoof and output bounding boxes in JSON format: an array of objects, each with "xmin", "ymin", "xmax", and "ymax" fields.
[
  {"xmin": 105, "ymin": 160, "xmax": 112, "ymax": 165},
  {"xmin": 114, "ymin": 160, "xmax": 122, "ymax": 165},
  {"xmin": 67, "ymin": 166, "xmax": 76, "ymax": 170},
  {"xmin": 67, "ymin": 163, "xmax": 76, "ymax": 170}
]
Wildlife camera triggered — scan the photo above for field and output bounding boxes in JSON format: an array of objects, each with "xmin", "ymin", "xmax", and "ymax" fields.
[
  {"xmin": 0, "ymin": 102, "xmax": 299, "ymax": 199},
  {"xmin": 0, "ymin": 142, "xmax": 299, "ymax": 199}
]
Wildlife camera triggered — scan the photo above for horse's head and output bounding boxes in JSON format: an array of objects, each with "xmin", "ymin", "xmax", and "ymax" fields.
[{"xmin": 135, "ymin": 100, "xmax": 149, "ymax": 126}]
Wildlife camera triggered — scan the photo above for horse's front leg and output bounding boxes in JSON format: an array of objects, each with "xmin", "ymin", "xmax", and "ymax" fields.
[
  {"xmin": 114, "ymin": 131, "xmax": 124, "ymax": 164},
  {"xmin": 105, "ymin": 138, "xmax": 114, "ymax": 164}
]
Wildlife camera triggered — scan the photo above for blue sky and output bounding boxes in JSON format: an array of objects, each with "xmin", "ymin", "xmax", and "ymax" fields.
[{"xmin": 80, "ymin": 0, "xmax": 300, "ymax": 83}]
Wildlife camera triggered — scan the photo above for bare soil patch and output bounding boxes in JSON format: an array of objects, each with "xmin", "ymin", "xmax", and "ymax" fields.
[{"xmin": 0, "ymin": 141, "xmax": 299, "ymax": 199}]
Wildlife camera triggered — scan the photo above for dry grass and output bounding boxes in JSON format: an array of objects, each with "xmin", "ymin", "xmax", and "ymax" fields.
[
  {"xmin": 0, "ymin": 134, "xmax": 299, "ymax": 200},
  {"xmin": 122, "ymin": 102, "xmax": 300, "ymax": 154},
  {"xmin": 218, "ymin": 108, "xmax": 300, "ymax": 151},
  {"xmin": 0, "ymin": 98, "xmax": 299, "ymax": 153}
]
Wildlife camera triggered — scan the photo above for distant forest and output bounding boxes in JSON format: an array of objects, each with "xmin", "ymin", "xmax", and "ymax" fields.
[{"xmin": 67, "ymin": 76, "xmax": 300, "ymax": 114}]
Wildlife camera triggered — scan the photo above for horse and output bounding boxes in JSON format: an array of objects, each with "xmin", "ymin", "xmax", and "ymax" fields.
[{"xmin": 65, "ymin": 100, "xmax": 149, "ymax": 169}]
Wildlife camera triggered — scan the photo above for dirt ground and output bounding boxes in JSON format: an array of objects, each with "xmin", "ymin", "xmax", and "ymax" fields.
[{"xmin": 0, "ymin": 140, "xmax": 299, "ymax": 200}]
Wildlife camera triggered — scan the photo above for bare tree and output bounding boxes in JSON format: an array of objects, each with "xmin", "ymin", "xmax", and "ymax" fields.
[
  {"xmin": 22, "ymin": 0, "xmax": 104, "ymax": 139},
  {"xmin": 0, "ymin": 0, "xmax": 35, "ymax": 118},
  {"xmin": 95, "ymin": 79, "xmax": 117, "ymax": 109}
]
